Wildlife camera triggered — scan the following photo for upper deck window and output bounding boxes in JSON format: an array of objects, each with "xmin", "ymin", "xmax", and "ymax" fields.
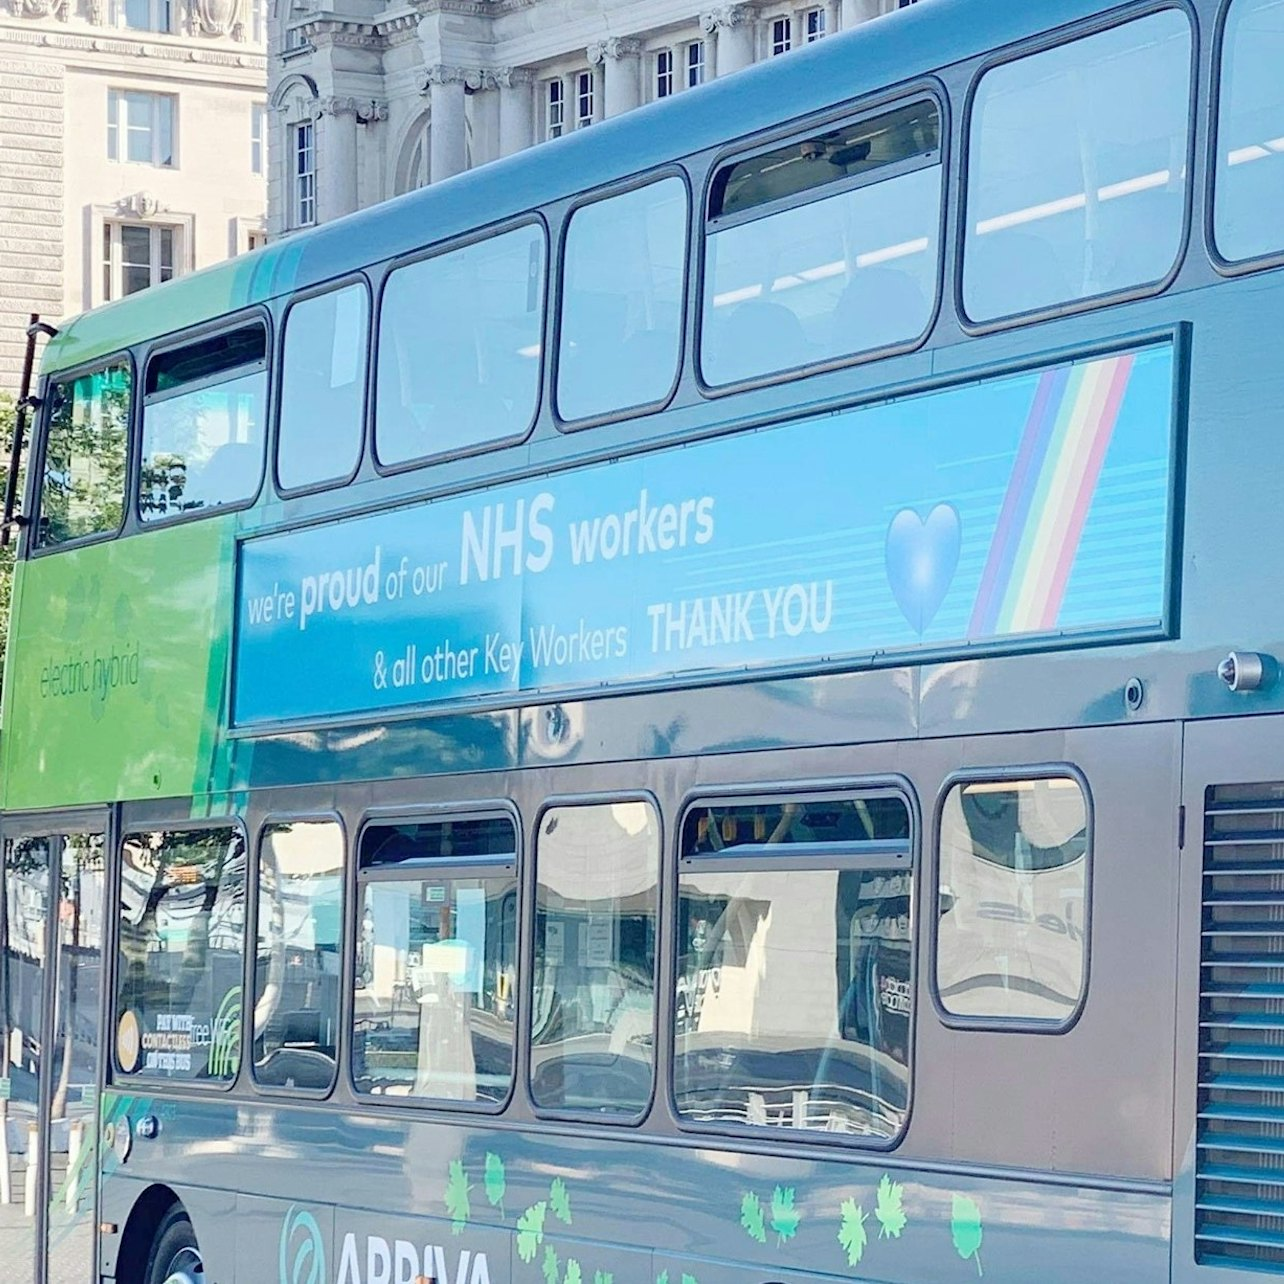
[
  {"xmin": 277, "ymin": 283, "xmax": 368, "ymax": 492},
  {"xmin": 375, "ymin": 224, "xmax": 546, "ymax": 468},
  {"xmin": 139, "ymin": 323, "xmax": 267, "ymax": 522},
  {"xmin": 674, "ymin": 792, "xmax": 913, "ymax": 1140},
  {"xmin": 556, "ymin": 177, "xmax": 688, "ymax": 422},
  {"xmin": 1214, "ymin": 0, "xmax": 1284, "ymax": 263},
  {"xmin": 700, "ymin": 99, "xmax": 941, "ymax": 387},
  {"xmin": 36, "ymin": 361, "xmax": 130, "ymax": 550},
  {"xmin": 962, "ymin": 11, "xmax": 1193, "ymax": 323}
]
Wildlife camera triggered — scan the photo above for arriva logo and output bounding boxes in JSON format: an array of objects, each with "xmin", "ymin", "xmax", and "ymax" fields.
[
  {"xmin": 335, "ymin": 1238, "xmax": 491, "ymax": 1284},
  {"xmin": 280, "ymin": 1204, "xmax": 327, "ymax": 1284}
]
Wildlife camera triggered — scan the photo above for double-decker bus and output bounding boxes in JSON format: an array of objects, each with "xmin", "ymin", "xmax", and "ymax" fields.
[{"xmin": 6, "ymin": 0, "xmax": 1284, "ymax": 1279}]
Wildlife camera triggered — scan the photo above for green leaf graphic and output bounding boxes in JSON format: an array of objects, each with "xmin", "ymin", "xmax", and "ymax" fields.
[
  {"xmin": 770, "ymin": 1186, "xmax": 800, "ymax": 1245},
  {"xmin": 740, "ymin": 1191, "xmax": 767, "ymax": 1244},
  {"xmin": 681, "ymin": 1274, "xmax": 698, "ymax": 1284},
  {"xmin": 874, "ymin": 1174, "xmax": 906, "ymax": 1239},
  {"xmin": 951, "ymin": 1195, "xmax": 984, "ymax": 1278},
  {"xmin": 542, "ymin": 1246, "xmax": 560, "ymax": 1284},
  {"xmin": 445, "ymin": 1159, "xmax": 471, "ymax": 1234},
  {"xmin": 516, "ymin": 1202, "xmax": 547, "ymax": 1263},
  {"xmin": 837, "ymin": 1198, "xmax": 868, "ymax": 1267},
  {"xmin": 564, "ymin": 1260, "xmax": 582, "ymax": 1284},
  {"xmin": 484, "ymin": 1152, "xmax": 506, "ymax": 1212},
  {"xmin": 655, "ymin": 1273, "xmax": 668, "ymax": 1284},
  {"xmin": 594, "ymin": 1272, "xmax": 614, "ymax": 1284},
  {"xmin": 549, "ymin": 1177, "xmax": 572, "ymax": 1225}
]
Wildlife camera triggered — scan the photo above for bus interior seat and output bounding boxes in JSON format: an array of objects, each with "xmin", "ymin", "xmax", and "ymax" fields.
[
  {"xmin": 831, "ymin": 266, "xmax": 929, "ymax": 354},
  {"xmin": 705, "ymin": 300, "xmax": 812, "ymax": 382},
  {"xmin": 963, "ymin": 229, "xmax": 1073, "ymax": 320}
]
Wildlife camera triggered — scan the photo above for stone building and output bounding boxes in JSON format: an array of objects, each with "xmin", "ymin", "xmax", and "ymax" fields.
[
  {"xmin": 0, "ymin": 0, "xmax": 268, "ymax": 384},
  {"xmin": 268, "ymin": 0, "xmax": 918, "ymax": 235}
]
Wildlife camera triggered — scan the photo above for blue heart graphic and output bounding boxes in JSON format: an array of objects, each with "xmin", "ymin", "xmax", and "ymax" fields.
[{"xmin": 885, "ymin": 503, "xmax": 961, "ymax": 635}]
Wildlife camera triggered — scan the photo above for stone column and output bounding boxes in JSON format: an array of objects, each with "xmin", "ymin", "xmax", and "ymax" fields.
[
  {"xmin": 824, "ymin": 0, "xmax": 840, "ymax": 34},
  {"xmin": 702, "ymin": 5, "xmax": 758, "ymax": 78},
  {"xmin": 470, "ymin": 77, "xmax": 501, "ymax": 168},
  {"xmin": 423, "ymin": 66, "xmax": 468, "ymax": 182},
  {"xmin": 317, "ymin": 97, "xmax": 359, "ymax": 222},
  {"xmin": 496, "ymin": 68, "xmax": 534, "ymax": 157},
  {"xmin": 587, "ymin": 37, "xmax": 643, "ymax": 118},
  {"xmin": 841, "ymin": 0, "xmax": 882, "ymax": 27}
]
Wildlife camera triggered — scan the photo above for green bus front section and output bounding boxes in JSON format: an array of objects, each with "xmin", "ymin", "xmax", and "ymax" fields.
[{"xmin": 1, "ymin": 517, "xmax": 236, "ymax": 812}]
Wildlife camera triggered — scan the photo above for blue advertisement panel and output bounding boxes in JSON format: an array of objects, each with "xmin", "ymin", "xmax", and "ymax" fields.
[{"xmin": 234, "ymin": 341, "xmax": 1177, "ymax": 727}]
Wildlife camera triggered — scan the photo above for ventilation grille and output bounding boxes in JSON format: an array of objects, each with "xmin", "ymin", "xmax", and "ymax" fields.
[{"xmin": 1197, "ymin": 783, "xmax": 1284, "ymax": 1269}]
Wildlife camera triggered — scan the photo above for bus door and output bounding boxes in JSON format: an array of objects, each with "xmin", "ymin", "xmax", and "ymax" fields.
[
  {"xmin": 0, "ymin": 813, "xmax": 109, "ymax": 1284},
  {"xmin": 1176, "ymin": 714, "xmax": 1284, "ymax": 1282}
]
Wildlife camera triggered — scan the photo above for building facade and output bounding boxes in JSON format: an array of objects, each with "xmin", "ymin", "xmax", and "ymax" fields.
[
  {"xmin": 268, "ymin": 0, "xmax": 918, "ymax": 235},
  {"xmin": 0, "ymin": 0, "xmax": 268, "ymax": 385}
]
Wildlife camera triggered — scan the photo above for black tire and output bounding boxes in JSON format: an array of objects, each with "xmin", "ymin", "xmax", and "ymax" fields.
[{"xmin": 142, "ymin": 1203, "xmax": 204, "ymax": 1284}]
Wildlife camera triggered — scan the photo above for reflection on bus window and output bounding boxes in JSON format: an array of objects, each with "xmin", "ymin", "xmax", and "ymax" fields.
[
  {"xmin": 278, "ymin": 285, "xmax": 368, "ymax": 490},
  {"xmin": 701, "ymin": 100, "xmax": 940, "ymax": 386},
  {"xmin": 139, "ymin": 326, "xmax": 267, "ymax": 521},
  {"xmin": 352, "ymin": 817, "xmax": 517, "ymax": 1105},
  {"xmin": 557, "ymin": 177, "xmax": 687, "ymax": 420},
  {"xmin": 1215, "ymin": 0, "xmax": 1284, "ymax": 263},
  {"xmin": 936, "ymin": 776, "xmax": 1088, "ymax": 1025},
  {"xmin": 37, "ymin": 363, "xmax": 130, "ymax": 549},
  {"xmin": 253, "ymin": 821, "xmax": 344, "ymax": 1092},
  {"xmin": 376, "ymin": 225, "xmax": 545, "ymax": 466},
  {"xmin": 674, "ymin": 794, "xmax": 912, "ymax": 1139},
  {"xmin": 963, "ymin": 11, "xmax": 1192, "ymax": 322},
  {"xmin": 531, "ymin": 801, "xmax": 659, "ymax": 1116},
  {"xmin": 116, "ymin": 827, "xmax": 246, "ymax": 1082}
]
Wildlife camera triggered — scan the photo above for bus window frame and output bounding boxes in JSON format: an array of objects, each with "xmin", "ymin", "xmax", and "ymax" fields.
[
  {"xmin": 1206, "ymin": 0, "xmax": 1284, "ymax": 276},
  {"xmin": 347, "ymin": 799, "xmax": 523, "ymax": 1117},
  {"xmin": 551, "ymin": 164, "xmax": 694, "ymax": 433},
  {"xmin": 29, "ymin": 349, "xmax": 136, "ymax": 560},
  {"xmin": 668, "ymin": 776, "xmax": 919, "ymax": 1153},
  {"xmin": 135, "ymin": 305, "xmax": 274, "ymax": 529},
  {"xmin": 369, "ymin": 213, "xmax": 550, "ymax": 477},
  {"xmin": 692, "ymin": 80, "xmax": 950, "ymax": 399},
  {"xmin": 272, "ymin": 274, "xmax": 373, "ymax": 501},
  {"xmin": 929, "ymin": 762, "xmax": 1095, "ymax": 1036},
  {"xmin": 954, "ymin": 0, "xmax": 1200, "ymax": 336},
  {"xmin": 248, "ymin": 810, "xmax": 347, "ymax": 1102},
  {"xmin": 112, "ymin": 815, "xmax": 252, "ymax": 1093},
  {"xmin": 527, "ymin": 790, "xmax": 663, "ymax": 1128}
]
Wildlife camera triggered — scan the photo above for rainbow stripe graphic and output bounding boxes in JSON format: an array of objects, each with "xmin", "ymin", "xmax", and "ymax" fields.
[{"xmin": 969, "ymin": 353, "xmax": 1138, "ymax": 638}]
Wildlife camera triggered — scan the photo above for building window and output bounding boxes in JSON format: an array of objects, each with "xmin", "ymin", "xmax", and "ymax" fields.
[
  {"xmin": 251, "ymin": 103, "xmax": 265, "ymax": 175},
  {"xmin": 686, "ymin": 40, "xmax": 706, "ymax": 87},
  {"xmin": 770, "ymin": 16, "xmax": 792, "ymax": 55},
  {"xmin": 247, "ymin": 228, "xmax": 268, "ymax": 251},
  {"xmin": 575, "ymin": 70, "xmax": 594, "ymax": 128},
  {"xmin": 102, "ymin": 222, "xmax": 175, "ymax": 301},
  {"xmin": 284, "ymin": 23, "xmax": 307, "ymax": 51},
  {"xmin": 113, "ymin": 0, "xmax": 170, "ymax": 32},
  {"xmin": 293, "ymin": 120, "xmax": 315, "ymax": 227},
  {"xmin": 546, "ymin": 79, "xmax": 565, "ymax": 139},
  {"xmin": 805, "ymin": 6, "xmax": 826, "ymax": 40},
  {"xmin": 656, "ymin": 49, "xmax": 674, "ymax": 99},
  {"xmin": 106, "ymin": 90, "xmax": 175, "ymax": 167}
]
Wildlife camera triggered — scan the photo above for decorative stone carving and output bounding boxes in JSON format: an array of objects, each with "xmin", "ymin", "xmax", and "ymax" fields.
[
  {"xmin": 319, "ymin": 95, "xmax": 389, "ymax": 122},
  {"xmin": 488, "ymin": 65, "xmax": 532, "ymax": 90},
  {"xmin": 188, "ymin": 0, "xmax": 239, "ymax": 35},
  {"xmin": 586, "ymin": 35, "xmax": 642, "ymax": 64},
  {"xmin": 9, "ymin": 0, "xmax": 69, "ymax": 22},
  {"xmin": 120, "ymin": 191, "xmax": 162, "ymax": 218},
  {"xmin": 701, "ymin": 3, "xmax": 757, "ymax": 33},
  {"xmin": 418, "ymin": 64, "xmax": 484, "ymax": 95}
]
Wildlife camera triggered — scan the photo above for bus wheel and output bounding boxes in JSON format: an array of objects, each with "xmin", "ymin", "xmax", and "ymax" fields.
[{"xmin": 144, "ymin": 1203, "xmax": 204, "ymax": 1284}]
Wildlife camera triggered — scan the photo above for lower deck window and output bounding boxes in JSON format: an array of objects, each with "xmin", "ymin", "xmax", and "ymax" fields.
[
  {"xmin": 531, "ymin": 800, "xmax": 660, "ymax": 1116},
  {"xmin": 674, "ymin": 793, "xmax": 913, "ymax": 1140},
  {"xmin": 935, "ymin": 774, "xmax": 1089, "ymax": 1026},
  {"xmin": 352, "ymin": 816, "xmax": 518, "ymax": 1105},
  {"xmin": 115, "ymin": 826, "xmax": 247, "ymax": 1082}
]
